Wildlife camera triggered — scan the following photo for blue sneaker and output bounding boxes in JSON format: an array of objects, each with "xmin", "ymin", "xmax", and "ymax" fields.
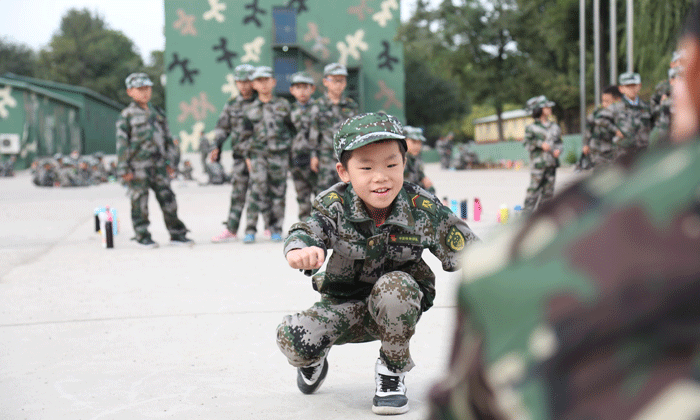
[
  {"xmin": 243, "ymin": 233, "xmax": 255, "ymax": 244},
  {"xmin": 270, "ymin": 233, "xmax": 283, "ymax": 242}
]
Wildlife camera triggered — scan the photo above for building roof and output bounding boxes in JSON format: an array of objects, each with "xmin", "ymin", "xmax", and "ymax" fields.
[
  {"xmin": 2, "ymin": 73, "xmax": 124, "ymax": 110},
  {"xmin": 473, "ymin": 109, "xmax": 530, "ymax": 125},
  {"xmin": 0, "ymin": 76, "xmax": 83, "ymax": 109}
]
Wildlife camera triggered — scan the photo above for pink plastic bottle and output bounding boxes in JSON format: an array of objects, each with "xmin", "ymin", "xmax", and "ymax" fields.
[{"xmin": 474, "ymin": 198, "xmax": 482, "ymax": 222}]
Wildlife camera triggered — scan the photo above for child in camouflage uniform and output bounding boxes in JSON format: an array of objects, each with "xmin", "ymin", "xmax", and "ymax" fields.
[
  {"xmin": 288, "ymin": 71, "xmax": 318, "ymax": 221},
  {"xmin": 233, "ymin": 66, "xmax": 295, "ymax": 243},
  {"xmin": 277, "ymin": 113, "xmax": 477, "ymax": 415},
  {"xmin": 311, "ymin": 63, "xmax": 359, "ymax": 192},
  {"xmin": 210, "ymin": 64, "xmax": 257, "ymax": 242},
  {"xmin": 522, "ymin": 95, "xmax": 563, "ymax": 214},
  {"xmin": 403, "ymin": 125, "xmax": 436, "ymax": 194},
  {"xmin": 116, "ymin": 72, "xmax": 193, "ymax": 248},
  {"xmin": 614, "ymin": 72, "xmax": 652, "ymax": 157}
]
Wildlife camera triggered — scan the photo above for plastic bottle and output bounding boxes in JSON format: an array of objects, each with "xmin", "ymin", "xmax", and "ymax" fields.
[{"xmin": 474, "ymin": 198, "xmax": 482, "ymax": 222}]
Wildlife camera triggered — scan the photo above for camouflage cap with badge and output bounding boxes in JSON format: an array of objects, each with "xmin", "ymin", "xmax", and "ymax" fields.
[
  {"xmin": 525, "ymin": 95, "xmax": 554, "ymax": 112},
  {"xmin": 324, "ymin": 63, "xmax": 348, "ymax": 77},
  {"xmin": 233, "ymin": 64, "xmax": 256, "ymax": 81},
  {"xmin": 125, "ymin": 73, "xmax": 154, "ymax": 89},
  {"xmin": 404, "ymin": 126, "xmax": 427, "ymax": 142},
  {"xmin": 333, "ymin": 112, "xmax": 406, "ymax": 161},
  {"xmin": 619, "ymin": 72, "xmax": 642, "ymax": 85},
  {"xmin": 290, "ymin": 71, "xmax": 315, "ymax": 85}
]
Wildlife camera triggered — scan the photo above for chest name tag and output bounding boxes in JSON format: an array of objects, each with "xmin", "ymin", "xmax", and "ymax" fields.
[{"xmin": 389, "ymin": 234, "xmax": 421, "ymax": 245}]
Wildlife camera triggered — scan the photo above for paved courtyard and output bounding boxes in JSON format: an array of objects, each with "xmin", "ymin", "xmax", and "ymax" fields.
[{"xmin": 0, "ymin": 155, "xmax": 581, "ymax": 420}]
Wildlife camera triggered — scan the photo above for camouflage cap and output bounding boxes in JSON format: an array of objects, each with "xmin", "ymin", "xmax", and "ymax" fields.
[
  {"xmin": 93, "ymin": 151, "xmax": 104, "ymax": 159},
  {"xmin": 53, "ymin": 153, "xmax": 63, "ymax": 160},
  {"xmin": 233, "ymin": 64, "xmax": 256, "ymax": 81},
  {"xmin": 404, "ymin": 126, "xmax": 426, "ymax": 142},
  {"xmin": 334, "ymin": 112, "xmax": 406, "ymax": 161},
  {"xmin": 669, "ymin": 66, "xmax": 683, "ymax": 79},
  {"xmin": 125, "ymin": 72, "xmax": 153, "ymax": 89},
  {"xmin": 324, "ymin": 63, "xmax": 348, "ymax": 77},
  {"xmin": 290, "ymin": 71, "xmax": 315, "ymax": 85},
  {"xmin": 619, "ymin": 72, "xmax": 642, "ymax": 85},
  {"xmin": 671, "ymin": 49, "xmax": 685, "ymax": 64},
  {"xmin": 251, "ymin": 66, "xmax": 273, "ymax": 79},
  {"xmin": 525, "ymin": 95, "xmax": 551, "ymax": 112}
]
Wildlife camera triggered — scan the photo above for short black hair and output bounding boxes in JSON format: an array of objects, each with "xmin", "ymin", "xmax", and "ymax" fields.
[
  {"xmin": 339, "ymin": 138, "xmax": 407, "ymax": 168},
  {"xmin": 532, "ymin": 108, "xmax": 543, "ymax": 119},
  {"xmin": 603, "ymin": 85, "xmax": 622, "ymax": 98}
]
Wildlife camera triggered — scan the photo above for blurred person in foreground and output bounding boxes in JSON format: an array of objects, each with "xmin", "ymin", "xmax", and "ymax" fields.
[{"xmin": 427, "ymin": 4, "xmax": 700, "ymax": 419}]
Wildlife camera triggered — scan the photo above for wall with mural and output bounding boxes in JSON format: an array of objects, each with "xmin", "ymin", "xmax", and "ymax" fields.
[{"xmin": 164, "ymin": 0, "xmax": 405, "ymax": 152}]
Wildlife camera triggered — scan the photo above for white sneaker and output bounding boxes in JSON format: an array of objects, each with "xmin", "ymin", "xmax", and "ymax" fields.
[
  {"xmin": 296, "ymin": 358, "xmax": 328, "ymax": 395},
  {"xmin": 372, "ymin": 358, "xmax": 409, "ymax": 415}
]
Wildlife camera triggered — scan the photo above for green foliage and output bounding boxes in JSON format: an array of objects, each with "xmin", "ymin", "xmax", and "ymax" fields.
[
  {"xmin": 36, "ymin": 8, "xmax": 145, "ymax": 106},
  {"xmin": 403, "ymin": 50, "xmax": 468, "ymax": 136},
  {"xmin": 0, "ymin": 38, "xmax": 36, "ymax": 77}
]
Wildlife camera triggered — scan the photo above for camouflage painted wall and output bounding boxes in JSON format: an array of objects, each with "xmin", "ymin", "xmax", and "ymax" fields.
[{"xmin": 164, "ymin": 0, "xmax": 405, "ymax": 152}]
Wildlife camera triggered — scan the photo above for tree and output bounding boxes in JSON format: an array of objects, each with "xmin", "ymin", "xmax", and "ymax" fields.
[
  {"xmin": 36, "ymin": 8, "xmax": 143, "ymax": 105},
  {"xmin": 142, "ymin": 50, "xmax": 165, "ymax": 109},
  {"xmin": 0, "ymin": 38, "xmax": 37, "ymax": 77}
]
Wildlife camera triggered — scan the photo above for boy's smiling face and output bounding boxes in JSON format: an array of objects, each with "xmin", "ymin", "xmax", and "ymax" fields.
[{"xmin": 336, "ymin": 140, "xmax": 405, "ymax": 213}]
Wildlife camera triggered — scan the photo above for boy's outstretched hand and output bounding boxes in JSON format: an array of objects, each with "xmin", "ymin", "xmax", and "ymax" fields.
[{"xmin": 287, "ymin": 246, "xmax": 325, "ymax": 270}]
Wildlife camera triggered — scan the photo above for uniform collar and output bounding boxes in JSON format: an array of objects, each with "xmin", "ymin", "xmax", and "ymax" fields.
[{"xmin": 343, "ymin": 184, "xmax": 415, "ymax": 229}]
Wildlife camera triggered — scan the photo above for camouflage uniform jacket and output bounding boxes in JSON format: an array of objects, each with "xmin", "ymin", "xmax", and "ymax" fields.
[
  {"xmin": 233, "ymin": 96, "xmax": 295, "ymax": 154},
  {"xmin": 615, "ymin": 96, "xmax": 652, "ymax": 150},
  {"xmin": 650, "ymin": 79, "xmax": 671, "ymax": 126},
  {"xmin": 212, "ymin": 94, "xmax": 257, "ymax": 156},
  {"xmin": 404, "ymin": 154, "xmax": 427, "ymax": 186},
  {"xmin": 523, "ymin": 120, "xmax": 562, "ymax": 169},
  {"xmin": 311, "ymin": 95, "xmax": 358, "ymax": 158},
  {"xmin": 428, "ymin": 137, "xmax": 700, "ymax": 420},
  {"xmin": 283, "ymin": 182, "xmax": 478, "ymax": 311},
  {"xmin": 290, "ymin": 100, "xmax": 317, "ymax": 160},
  {"xmin": 116, "ymin": 102, "xmax": 177, "ymax": 178},
  {"xmin": 585, "ymin": 105, "xmax": 618, "ymax": 156}
]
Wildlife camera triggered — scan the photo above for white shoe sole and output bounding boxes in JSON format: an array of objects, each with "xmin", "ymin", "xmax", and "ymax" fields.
[{"xmin": 371, "ymin": 403, "xmax": 409, "ymax": 415}]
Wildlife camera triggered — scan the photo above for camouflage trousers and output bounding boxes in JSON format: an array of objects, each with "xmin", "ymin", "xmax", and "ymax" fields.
[
  {"xmin": 277, "ymin": 271, "xmax": 424, "ymax": 373},
  {"xmin": 590, "ymin": 150, "xmax": 616, "ymax": 170},
  {"xmin": 316, "ymin": 149, "xmax": 341, "ymax": 192},
  {"xmin": 290, "ymin": 161, "xmax": 317, "ymax": 221},
  {"xmin": 439, "ymin": 152, "xmax": 452, "ymax": 169},
  {"xmin": 225, "ymin": 155, "xmax": 249, "ymax": 233},
  {"xmin": 127, "ymin": 166, "xmax": 187, "ymax": 241},
  {"xmin": 523, "ymin": 166, "xmax": 556, "ymax": 213},
  {"xmin": 246, "ymin": 152, "xmax": 288, "ymax": 235}
]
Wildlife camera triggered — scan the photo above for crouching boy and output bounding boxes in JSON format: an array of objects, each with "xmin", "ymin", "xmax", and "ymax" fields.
[{"xmin": 276, "ymin": 113, "xmax": 477, "ymax": 415}]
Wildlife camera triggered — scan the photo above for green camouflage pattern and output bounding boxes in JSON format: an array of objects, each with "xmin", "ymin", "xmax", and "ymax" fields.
[
  {"xmin": 283, "ymin": 182, "xmax": 477, "ymax": 311},
  {"xmin": 233, "ymin": 64, "xmax": 255, "ymax": 81},
  {"xmin": 323, "ymin": 63, "xmax": 348, "ymax": 76},
  {"xmin": 116, "ymin": 101, "xmax": 187, "ymax": 241},
  {"xmin": 225, "ymin": 156, "xmax": 249, "ymax": 233},
  {"xmin": 124, "ymin": 72, "xmax": 153, "ymax": 89},
  {"xmin": 236, "ymin": 95, "xmax": 295, "ymax": 235},
  {"xmin": 333, "ymin": 112, "xmax": 405, "ymax": 161},
  {"xmin": 618, "ymin": 71, "xmax": 641, "ymax": 85},
  {"xmin": 523, "ymin": 120, "xmax": 562, "ymax": 212},
  {"xmin": 584, "ymin": 105, "xmax": 618, "ymax": 168},
  {"xmin": 310, "ymin": 94, "xmax": 358, "ymax": 191},
  {"xmin": 251, "ymin": 65, "xmax": 273, "ymax": 79},
  {"xmin": 428, "ymin": 136, "xmax": 700, "ymax": 420},
  {"xmin": 290, "ymin": 100, "xmax": 318, "ymax": 221},
  {"xmin": 614, "ymin": 97, "xmax": 652, "ymax": 155},
  {"xmin": 212, "ymin": 94, "xmax": 257, "ymax": 156},
  {"xmin": 435, "ymin": 136, "xmax": 453, "ymax": 169},
  {"xmin": 277, "ymin": 271, "xmax": 424, "ymax": 373},
  {"xmin": 404, "ymin": 154, "xmax": 434, "ymax": 193},
  {"xmin": 290, "ymin": 71, "xmax": 315, "ymax": 86},
  {"xmin": 116, "ymin": 103, "xmax": 178, "ymax": 178},
  {"xmin": 650, "ymin": 79, "xmax": 673, "ymax": 145}
]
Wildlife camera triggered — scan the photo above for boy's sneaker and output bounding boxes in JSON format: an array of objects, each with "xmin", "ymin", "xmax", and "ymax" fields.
[
  {"xmin": 242, "ymin": 233, "xmax": 255, "ymax": 244},
  {"xmin": 135, "ymin": 237, "xmax": 159, "ymax": 249},
  {"xmin": 211, "ymin": 229, "xmax": 237, "ymax": 243},
  {"xmin": 170, "ymin": 235, "xmax": 195, "ymax": 247},
  {"xmin": 372, "ymin": 358, "xmax": 409, "ymax": 415},
  {"xmin": 270, "ymin": 232, "xmax": 283, "ymax": 242},
  {"xmin": 297, "ymin": 358, "xmax": 328, "ymax": 395},
  {"xmin": 263, "ymin": 229, "xmax": 271, "ymax": 239}
]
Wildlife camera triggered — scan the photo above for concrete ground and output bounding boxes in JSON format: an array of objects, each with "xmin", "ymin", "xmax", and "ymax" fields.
[{"xmin": 0, "ymin": 155, "xmax": 582, "ymax": 420}]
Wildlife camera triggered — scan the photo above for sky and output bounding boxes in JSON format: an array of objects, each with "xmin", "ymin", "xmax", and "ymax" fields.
[{"xmin": 1, "ymin": 0, "xmax": 438, "ymax": 63}]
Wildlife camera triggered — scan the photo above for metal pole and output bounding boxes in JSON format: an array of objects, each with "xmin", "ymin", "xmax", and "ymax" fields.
[
  {"xmin": 626, "ymin": 0, "xmax": 633, "ymax": 73},
  {"xmin": 580, "ymin": 0, "xmax": 586, "ymax": 136},
  {"xmin": 610, "ymin": 0, "xmax": 617, "ymax": 84},
  {"xmin": 594, "ymin": 0, "xmax": 601, "ymax": 106}
]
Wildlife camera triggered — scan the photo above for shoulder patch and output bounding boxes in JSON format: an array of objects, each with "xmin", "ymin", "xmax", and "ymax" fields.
[
  {"xmin": 411, "ymin": 194, "xmax": 437, "ymax": 215},
  {"xmin": 446, "ymin": 225, "xmax": 466, "ymax": 251},
  {"xmin": 322, "ymin": 191, "xmax": 343, "ymax": 207}
]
